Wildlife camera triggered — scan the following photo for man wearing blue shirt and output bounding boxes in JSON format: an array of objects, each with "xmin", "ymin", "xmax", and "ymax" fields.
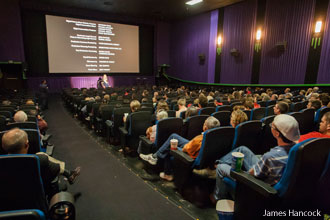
[{"xmin": 212, "ymin": 114, "xmax": 300, "ymax": 202}]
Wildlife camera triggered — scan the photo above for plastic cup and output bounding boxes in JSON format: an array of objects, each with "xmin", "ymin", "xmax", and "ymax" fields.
[
  {"xmin": 170, "ymin": 139, "xmax": 178, "ymax": 150},
  {"xmin": 231, "ymin": 152, "xmax": 244, "ymax": 172},
  {"xmin": 216, "ymin": 200, "xmax": 234, "ymax": 220}
]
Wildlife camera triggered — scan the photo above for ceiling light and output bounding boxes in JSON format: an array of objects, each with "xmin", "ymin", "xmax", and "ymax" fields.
[{"xmin": 185, "ymin": 0, "xmax": 203, "ymax": 6}]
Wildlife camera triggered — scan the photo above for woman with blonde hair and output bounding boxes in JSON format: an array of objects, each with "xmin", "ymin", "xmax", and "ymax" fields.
[{"xmin": 230, "ymin": 109, "xmax": 248, "ymax": 128}]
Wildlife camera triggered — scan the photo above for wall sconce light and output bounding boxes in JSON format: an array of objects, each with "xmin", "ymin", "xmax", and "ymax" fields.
[
  {"xmin": 312, "ymin": 20, "xmax": 323, "ymax": 49},
  {"xmin": 254, "ymin": 29, "xmax": 262, "ymax": 52},
  {"xmin": 217, "ymin": 36, "xmax": 222, "ymax": 55}
]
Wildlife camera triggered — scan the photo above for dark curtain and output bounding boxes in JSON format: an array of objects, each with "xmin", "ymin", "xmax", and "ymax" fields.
[
  {"xmin": 259, "ymin": 0, "xmax": 315, "ymax": 84},
  {"xmin": 220, "ymin": 0, "xmax": 257, "ymax": 84},
  {"xmin": 317, "ymin": 1, "xmax": 330, "ymax": 83}
]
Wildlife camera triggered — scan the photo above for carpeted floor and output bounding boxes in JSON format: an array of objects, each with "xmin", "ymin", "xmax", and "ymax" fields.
[{"xmin": 44, "ymin": 96, "xmax": 196, "ymax": 220}]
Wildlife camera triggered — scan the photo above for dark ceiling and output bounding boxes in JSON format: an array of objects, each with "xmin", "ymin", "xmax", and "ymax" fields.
[{"xmin": 36, "ymin": 0, "xmax": 244, "ymax": 21}]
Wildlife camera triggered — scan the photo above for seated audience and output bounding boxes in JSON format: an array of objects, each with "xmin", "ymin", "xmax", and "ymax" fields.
[
  {"xmin": 230, "ymin": 110, "xmax": 248, "ymax": 128},
  {"xmin": 273, "ymin": 101, "xmax": 289, "ymax": 115},
  {"xmin": 146, "ymin": 110, "xmax": 168, "ymax": 143},
  {"xmin": 307, "ymin": 100, "xmax": 321, "ymax": 110},
  {"xmin": 139, "ymin": 116, "xmax": 220, "ymax": 181},
  {"xmin": 298, "ymin": 112, "xmax": 330, "ymax": 142},
  {"xmin": 212, "ymin": 114, "xmax": 300, "ymax": 202},
  {"xmin": 1, "ymin": 128, "xmax": 80, "ymax": 198},
  {"xmin": 176, "ymin": 98, "xmax": 187, "ymax": 118}
]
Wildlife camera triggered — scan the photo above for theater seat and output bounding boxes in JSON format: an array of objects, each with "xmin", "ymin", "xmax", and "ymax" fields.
[
  {"xmin": 0, "ymin": 155, "xmax": 75, "ymax": 220},
  {"xmin": 182, "ymin": 115, "xmax": 208, "ymax": 140},
  {"xmin": 211, "ymin": 111, "xmax": 231, "ymax": 126},
  {"xmin": 138, "ymin": 118, "xmax": 183, "ymax": 154},
  {"xmin": 171, "ymin": 127, "xmax": 235, "ymax": 191},
  {"xmin": 232, "ymin": 121, "xmax": 262, "ymax": 154},
  {"xmin": 231, "ymin": 138, "xmax": 330, "ymax": 219}
]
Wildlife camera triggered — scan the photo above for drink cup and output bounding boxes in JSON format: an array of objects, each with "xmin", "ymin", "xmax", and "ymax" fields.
[
  {"xmin": 170, "ymin": 139, "xmax": 178, "ymax": 150},
  {"xmin": 231, "ymin": 152, "xmax": 244, "ymax": 172},
  {"xmin": 124, "ymin": 113, "xmax": 129, "ymax": 120}
]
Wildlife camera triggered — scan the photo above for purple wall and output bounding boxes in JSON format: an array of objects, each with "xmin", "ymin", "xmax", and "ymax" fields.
[
  {"xmin": 317, "ymin": 1, "xmax": 330, "ymax": 83},
  {"xmin": 259, "ymin": 0, "xmax": 315, "ymax": 84},
  {"xmin": 220, "ymin": 0, "xmax": 257, "ymax": 83},
  {"xmin": 155, "ymin": 22, "xmax": 170, "ymax": 66},
  {"xmin": 169, "ymin": 12, "xmax": 212, "ymax": 83},
  {"xmin": 0, "ymin": 0, "xmax": 25, "ymax": 61}
]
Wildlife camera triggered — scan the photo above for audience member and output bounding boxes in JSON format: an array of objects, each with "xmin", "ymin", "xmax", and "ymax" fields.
[
  {"xmin": 273, "ymin": 101, "xmax": 289, "ymax": 115},
  {"xmin": 176, "ymin": 98, "xmax": 187, "ymax": 118},
  {"xmin": 307, "ymin": 100, "xmax": 321, "ymax": 110},
  {"xmin": 139, "ymin": 116, "xmax": 220, "ymax": 181},
  {"xmin": 211, "ymin": 114, "xmax": 299, "ymax": 202},
  {"xmin": 2, "ymin": 128, "xmax": 80, "ymax": 198},
  {"xmin": 298, "ymin": 112, "xmax": 330, "ymax": 142}
]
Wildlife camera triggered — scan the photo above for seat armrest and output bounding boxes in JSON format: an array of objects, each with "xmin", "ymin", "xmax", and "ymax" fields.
[
  {"xmin": 118, "ymin": 126, "xmax": 128, "ymax": 136},
  {"xmin": 170, "ymin": 149, "xmax": 194, "ymax": 166},
  {"xmin": 231, "ymin": 170, "xmax": 277, "ymax": 197},
  {"xmin": 139, "ymin": 135, "xmax": 152, "ymax": 145}
]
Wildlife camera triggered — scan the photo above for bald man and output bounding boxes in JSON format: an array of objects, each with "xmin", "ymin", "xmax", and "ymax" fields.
[{"xmin": 2, "ymin": 128, "xmax": 80, "ymax": 197}]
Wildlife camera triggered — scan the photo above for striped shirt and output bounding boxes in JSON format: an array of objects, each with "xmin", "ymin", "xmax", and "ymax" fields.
[{"xmin": 253, "ymin": 145, "xmax": 292, "ymax": 185}]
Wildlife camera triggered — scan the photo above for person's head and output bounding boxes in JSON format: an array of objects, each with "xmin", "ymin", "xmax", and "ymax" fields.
[
  {"xmin": 319, "ymin": 112, "xmax": 330, "ymax": 134},
  {"xmin": 177, "ymin": 98, "xmax": 186, "ymax": 108},
  {"xmin": 230, "ymin": 110, "xmax": 248, "ymax": 128},
  {"xmin": 2, "ymin": 100, "xmax": 11, "ymax": 106},
  {"xmin": 262, "ymin": 94, "xmax": 270, "ymax": 102},
  {"xmin": 13, "ymin": 111, "xmax": 28, "ymax": 123},
  {"xmin": 271, "ymin": 114, "xmax": 300, "ymax": 144},
  {"xmin": 130, "ymin": 100, "xmax": 141, "ymax": 112},
  {"xmin": 198, "ymin": 94, "xmax": 208, "ymax": 108},
  {"xmin": 244, "ymin": 101, "xmax": 254, "ymax": 110},
  {"xmin": 2, "ymin": 128, "xmax": 29, "ymax": 154},
  {"xmin": 103, "ymin": 94, "xmax": 110, "ymax": 102},
  {"xmin": 157, "ymin": 100, "xmax": 169, "ymax": 112},
  {"xmin": 41, "ymin": 80, "xmax": 47, "ymax": 84},
  {"xmin": 156, "ymin": 110, "xmax": 168, "ymax": 121},
  {"xmin": 310, "ymin": 93, "xmax": 320, "ymax": 101},
  {"xmin": 273, "ymin": 101, "xmax": 289, "ymax": 115},
  {"xmin": 284, "ymin": 88, "xmax": 290, "ymax": 94},
  {"xmin": 185, "ymin": 106, "xmax": 198, "ymax": 118},
  {"xmin": 319, "ymin": 93, "xmax": 330, "ymax": 107},
  {"xmin": 26, "ymin": 100, "xmax": 34, "ymax": 105},
  {"xmin": 203, "ymin": 116, "xmax": 220, "ymax": 131},
  {"xmin": 313, "ymin": 87, "xmax": 319, "ymax": 93},
  {"xmin": 95, "ymin": 96, "xmax": 101, "ymax": 102},
  {"xmin": 307, "ymin": 100, "xmax": 321, "ymax": 110},
  {"xmin": 271, "ymin": 94, "xmax": 278, "ymax": 101}
]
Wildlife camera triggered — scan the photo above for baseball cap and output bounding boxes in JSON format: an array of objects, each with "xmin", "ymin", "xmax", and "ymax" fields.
[{"xmin": 273, "ymin": 114, "xmax": 300, "ymax": 142}]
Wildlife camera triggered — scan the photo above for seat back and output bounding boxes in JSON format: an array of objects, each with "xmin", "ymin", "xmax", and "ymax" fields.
[
  {"xmin": 0, "ymin": 116, "xmax": 6, "ymax": 132},
  {"xmin": 257, "ymin": 101, "xmax": 267, "ymax": 107},
  {"xmin": 0, "ymin": 209, "xmax": 46, "ymax": 220},
  {"xmin": 299, "ymin": 108, "xmax": 315, "ymax": 134},
  {"xmin": 155, "ymin": 118, "xmax": 183, "ymax": 149},
  {"xmin": 250, "ymin": 107, "xmax": 266, "ymax": 120},
  {"xmin": 0, "ymin": 111, "xmax": 12, "ymax": 119},
  {"xmin": 112, "ymin": 107, "xmax": 130, "ymax": 137},
  {"xmin": 6, "ymin": 122, "xmax": 38, "ymax": 130},
  {"xmin": 274, "ymin": 138, "xmax": 330, "ymax": 204},
  {"xmin": 314, "ymin": 107, "xmax": 330, "ymax": 123},
  {"xmin": 99, "ymin": 104, "xmax": 116, "ymax": 121},
  {"xmin": 265, "ymin": 105, "xmax": 275, "ymax": 116},
  {"xmin": 198, "ymin": 107, "xmax": 215, "ymax": 115},
  {"xmin": 183, "ymin": 115, "xmax": 208, "ymax": 140},
  {"xmin": 266, "ymin": 100, "xmax": 276, "ymax": 107},
  {"xmin": 211, "ymin": 111, "xmax": 231, "ymax": 126},
  {"xmin": 0, "ymin": 155, "xmax": 48, "ymax": 215},
  {"xmin": 216, "ymin": 105, "xmax": 231, "ymax": 112},
  {"xmin": 193, "ymin": 127, "xmax": 235, "ymax": 168},
  {"xmin": 232, "ymin": 121, "xmax": 262, "ymax": 154},
  {"xmin": 139, "ymin": 107, "xmax": 153, "ymax": 114},
  {"xmin": 128, "ymin": 111, "xmax": 152, "ymax": 136},
  {"xmin": 167, "ymin": 110, "xmax": 176, "ymax": 117},
  {"xmin": 0, "ymin": 107, "xmax": 15, "ymax": 116},
  {"xmin": 290, "ymin": 102, "xmax": 304, "ymax": 112}
]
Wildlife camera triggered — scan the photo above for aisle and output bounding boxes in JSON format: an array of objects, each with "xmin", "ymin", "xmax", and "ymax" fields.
[{"xmin": 44, "ymin": 95, "xmax": 193, "ymax": 220}]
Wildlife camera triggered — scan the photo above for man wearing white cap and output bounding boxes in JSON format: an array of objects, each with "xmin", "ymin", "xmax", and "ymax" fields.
[{"xmin": 212, "ymin": 114, "xmax": 300, "ymax": 202}]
